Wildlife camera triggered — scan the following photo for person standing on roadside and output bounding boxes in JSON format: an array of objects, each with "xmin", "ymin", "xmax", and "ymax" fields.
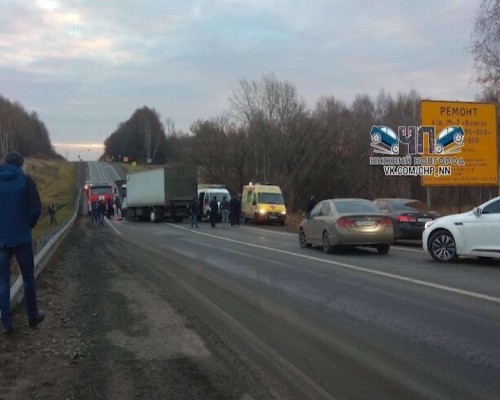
[
  {"xmin": 98, "ymin": 200, "xmax": 106, "ymax": 228},
  {"xmin": 48, "ymin": 202, "xmax": 58, "ymax": 226},
  {"xmin": 189, "ymin": 196, "xmax": 199, "ymax": 228},
  {"xmin": 0, "ymin": 151, "xmax": 45, "ymax": 335},
  {"xmin": 220, "ymin": 195, "xmax": 230, "ymax": 227},
  {"xmin": 230, "ymin": 193, "xmax": 242, "ymax": 226},
  {"xmin": 306, "ymin": 195, "xmax": 317, "ymax": 217},
  {"xmin": 209, "ymin": 195, "xmax": 218, "ymax": 228}
]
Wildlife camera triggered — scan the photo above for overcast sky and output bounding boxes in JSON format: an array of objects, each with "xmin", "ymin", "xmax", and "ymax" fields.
[{"xmin": 0, "ymin": 0, "xmax": 481, "ymax": 161}]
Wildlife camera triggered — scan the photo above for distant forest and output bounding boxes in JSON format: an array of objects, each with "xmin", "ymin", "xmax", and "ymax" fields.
[{"xmin": 0, "ymin": 95, "xmax": 59, "ymax": 160}]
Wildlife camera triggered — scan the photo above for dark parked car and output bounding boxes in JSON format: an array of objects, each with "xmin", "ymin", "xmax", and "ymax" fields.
[{"xmin": 372, "ymin": 198, "xmax": 440, "ymax": 241}]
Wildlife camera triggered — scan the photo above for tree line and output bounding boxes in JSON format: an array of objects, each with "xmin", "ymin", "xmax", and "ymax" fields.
[
  {"xmin": 102, "ymin": 75, "xmax": 500, "ymax": 213},
  {"xmin": 0, "ymin": 95, "xmax": 58, "ymax": 160}
]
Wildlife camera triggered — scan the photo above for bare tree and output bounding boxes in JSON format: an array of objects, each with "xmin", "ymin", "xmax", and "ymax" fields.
[
  {"xmin": 471, "ymin": 0, "xmax": 500, "ymax": 87},
  {"xmin": 229, "ymin": 73, "xmax": 307, "ymax": 182},
  {"xmin": 0, "ymin": 114, "xmax": 16, "ymax": 157}
]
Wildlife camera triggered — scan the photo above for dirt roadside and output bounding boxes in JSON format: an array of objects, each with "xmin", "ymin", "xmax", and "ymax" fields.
[{"xmin": 0, "ymin": 214, "xmax": 272, "ymax": 400}]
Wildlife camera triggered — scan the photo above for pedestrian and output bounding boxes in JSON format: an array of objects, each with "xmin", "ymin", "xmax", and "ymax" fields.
[
  {"xmin": 230, "ymin": 193, "xmax": 242, "ymax": 226},
  {"xmin": 209, "ymin": 195, "xmax": 218, "ymax": 228},
  {"xmin": 189, "ymin": 196, "xmax": 199, "ymax": 228},
  {"xmin": 306, "ymin": 195, "xmax": 317, "ymax": 217},
  {"xmin": 91, "ymin": 200, "xmax": 98, "ymax": 222},
  {"xmin": 97, "ymin": 200, "xmax": 106, "ymax": 228},
  {"xmin": 48, "ymin": 202, "xmax": 58, "ymax": 226},
  {"xmin": 106, "ymin": 197, "xmax": 114, "ymax": 219},
  {"xmin": 114, "ymin": 192, "xmax": 122, "ymax": 219},
  {"xmin": 0, "ymin": 151, "xmax": 45, "ymax": 335},
  {"xmin": 220, "ymin": 195, "xmax": 230, "ymax": 226}
]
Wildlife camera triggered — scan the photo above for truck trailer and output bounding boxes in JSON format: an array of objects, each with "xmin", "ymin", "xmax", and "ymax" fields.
[{"xmin": 121, "ymin": 166, "xmax": 197, "ymax": 222}]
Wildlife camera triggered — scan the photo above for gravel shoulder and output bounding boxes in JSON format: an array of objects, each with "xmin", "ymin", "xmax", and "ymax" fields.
[{"xmin": 0, "ymin": 214, "xmax": 271, "ymax": 400}]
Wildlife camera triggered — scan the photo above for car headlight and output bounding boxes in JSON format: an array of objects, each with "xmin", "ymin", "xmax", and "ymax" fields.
[
  {"xmin": 258, "ymin": 208, "xmax": 267, "ymax": 215},
  {"xmin": 424, "ymin": 220, "xmax": 436, "ymax": 230},
  {"xmin": 281, "ymin": 210, "xmax": 286, "ymax": 215}
]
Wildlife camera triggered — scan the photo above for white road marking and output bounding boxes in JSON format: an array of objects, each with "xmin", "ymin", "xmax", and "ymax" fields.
[{"xmin": 169, "ymin": 224, "xmax": 500, "ymax": 304}]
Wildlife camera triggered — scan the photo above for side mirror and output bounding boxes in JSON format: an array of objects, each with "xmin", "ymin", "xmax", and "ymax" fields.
[{"xmin": 472, "ymin": 207, "xmax": 482, "ymax": 216}]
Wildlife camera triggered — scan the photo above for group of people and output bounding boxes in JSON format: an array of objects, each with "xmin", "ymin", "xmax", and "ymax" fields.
[
  {"xmin": 90, "ymin": 198, "xmax": 115, "ymax": 228},
  {"xmin": 188, "ymin": 193, "xmax": 242, "ymax": 228}
]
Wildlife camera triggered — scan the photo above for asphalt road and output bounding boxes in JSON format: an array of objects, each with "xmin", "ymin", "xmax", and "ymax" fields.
[
  {"xmin": 79, "ymin": 162, "xmax": 500, "ymax": 399},
  {"xmin": 104, "ymin": 215, "xmax": 500, "ymax": 400}
]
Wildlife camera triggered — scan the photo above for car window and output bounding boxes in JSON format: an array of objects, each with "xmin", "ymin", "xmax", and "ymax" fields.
[
  {"xmin": 210, "ymin": 192, "xmax": 230, "ymax": 201},
  {"xmin": 257, "ymin": 193, "xmax": 284, "ymax": 204},
  {"xmin": 482, "ymin": 199, "xmax": 500, "ymax": 214},
  {"xmin": 309, "ymin": 202, "xmax": 322, "ymax": 217},
  {"xmin": 335, "ymin": 201, "xmax": 379, "ymax": 214},
  {"xmin": 391, "ymin": 199, "xmax": 429, "ymax": 212},
  {"xmin": 374, "ymin": 200, "xmax": 390, "ymax": 213},
  {"xmin": 319, "ymin": 202, "xmax": 331, "ymax": 216}
]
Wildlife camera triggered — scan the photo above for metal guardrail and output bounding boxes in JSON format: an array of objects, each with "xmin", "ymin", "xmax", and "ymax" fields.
[{"xmin": 8, "ymin": 188, "xmax": 82, "ymax": 309}]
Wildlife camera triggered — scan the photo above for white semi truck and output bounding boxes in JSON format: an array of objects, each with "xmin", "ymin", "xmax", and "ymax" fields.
[{"xmin": 121, "ymin": 165, "xmax": 197, "ymax": 222}]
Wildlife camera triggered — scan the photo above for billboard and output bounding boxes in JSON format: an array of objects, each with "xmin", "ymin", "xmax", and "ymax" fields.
[{"xmin": 421, "ymin": 100, "xmax": 498, "ymax": 186}]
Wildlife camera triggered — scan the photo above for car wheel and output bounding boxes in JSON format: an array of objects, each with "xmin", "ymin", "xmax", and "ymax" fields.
[
  {"xmin": 299, "ymin": 228, "xmax": 311, "ymax": 248},
  {"xmin": 323, "ymin": 231, "xmax": 334, "ymax": 254},
  {"xmin": 429, "ymin": 230, "xmax": 458, "ymax": 262},
  {"xmin": 376, "ymin": 244, "xmax": 390, "ymax": 254}
]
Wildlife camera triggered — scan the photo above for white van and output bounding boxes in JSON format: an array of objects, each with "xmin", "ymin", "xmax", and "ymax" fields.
[{"xmin": 197, "ymin": 185, "xmax": 231, "ymax": 221}]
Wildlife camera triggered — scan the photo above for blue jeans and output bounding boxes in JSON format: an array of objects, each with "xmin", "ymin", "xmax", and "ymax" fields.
[
  {"xmin": 0, "ymin": 243, "xmax": 38, "ymax": 329},
  {"xmin": 190, "ymin": 213, "xmax": 199, "ymax": 228}
]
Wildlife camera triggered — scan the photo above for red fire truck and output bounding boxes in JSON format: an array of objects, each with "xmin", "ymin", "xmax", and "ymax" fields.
[{"xmin": 85, "ymin": 182, "xmax": 114, "ymax": 214}]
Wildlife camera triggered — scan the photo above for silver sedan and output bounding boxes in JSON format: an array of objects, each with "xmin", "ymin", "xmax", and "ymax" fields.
[{"xmin": 299, "ymin": 198, "xmax": 394, "ymax": 254}]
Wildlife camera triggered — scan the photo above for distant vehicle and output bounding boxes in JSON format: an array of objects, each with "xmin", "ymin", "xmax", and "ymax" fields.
[
  {"xmin": 241, "ymin": 182, "xmax": 286, "ymax": 225},
  {"xmin": 370, "ymin": 126, "xmax": 399, "ymax": 155},
  {"xmin": 435, "ymin": 126, "xmax": 464, "ymax": 154},
  {"xmin": 83, "ymin": 180, "xmax": 91, "ymax": 195},
  {"xmin": 86, "ymin": 183, "xmax": 113, "ymax": 214},
  {"xmin": 372, "ymin": 198, "xmax": 440, "ymax": 241},
  {"xmin": 197, "ymin": 185, "xmax": 231, "ymax": 222},
  {"xmin": 299, "ymin": 198, "xmax": 393, "ymax": 254},
  {"xmin": 423, "ymin": 196, "xmax": 500, "ymax": 263},
  {"xmin": 121, "ymin": 166, "xmax": 197, "ymax": 223}
]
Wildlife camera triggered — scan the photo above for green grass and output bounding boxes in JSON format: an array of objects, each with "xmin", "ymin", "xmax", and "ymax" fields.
[{"xmin": 26, "ymin": 158, "xmax": 77, "ymax": 246}]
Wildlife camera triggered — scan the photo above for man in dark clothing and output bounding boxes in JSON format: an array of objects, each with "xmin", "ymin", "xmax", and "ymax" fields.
[
  {"xmin": 230, "ymin": 193, "xmax": 242, "ymax": 226},
  {"xmin": 97, "ymin": 200, "xmax": 107, "ymax": 228},
  {"xmin": 209, "ymin": 195, "xmax": 218, "ymax": 228},
  {"xmin": 0, "ymin": 151, "xmax": 45, "ymax": 335},
  {"xmin": 306, "ymin": 195, "xmax": 317, "ymax": 217},
  {"xmin": 48, "ymin": 202, "xmax": 57, "ymax": 226},
  {"xmin": 189, "ymin": 197, "xmax": 199, "ymax": 228}
]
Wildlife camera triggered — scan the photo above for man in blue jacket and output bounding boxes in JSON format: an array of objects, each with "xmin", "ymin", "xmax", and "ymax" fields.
[{"xmin": 0, "ymin": 151, "xmax": 44, "ymax": 335}]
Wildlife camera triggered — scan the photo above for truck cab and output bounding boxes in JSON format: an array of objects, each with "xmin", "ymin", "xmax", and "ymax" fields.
[
  {"xmin": 86, "ymin": 183, "xmax": 113, "ymax": 214},
  {"xmin": 241, "ymin": 182, "xmax": 286, "ymax": 225}
]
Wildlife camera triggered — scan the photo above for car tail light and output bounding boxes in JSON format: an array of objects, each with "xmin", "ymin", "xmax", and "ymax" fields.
[
  {"xmin": 379, "ymin": 217, "xmax": 393, "ymax": 227},
  {"xmin": 336, "ymin": 217, "xmax": 354, "ymax": 227},
  {"xmin": 396, "ymin": 214, "xmax": 417, "ymax": 222}
]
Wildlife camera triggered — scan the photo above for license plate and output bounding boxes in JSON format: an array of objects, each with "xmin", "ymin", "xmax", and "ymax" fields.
[
  {"xmin": 268, "ymin": 215, "xmax": 278, "ymax": 220},
  {"xmin": 355, "ymin": 220, "xmax": 376, "ymax": 227},
  {"xmin": 418, "ymin": 217, "xmax": 432, "ymax": 222}
]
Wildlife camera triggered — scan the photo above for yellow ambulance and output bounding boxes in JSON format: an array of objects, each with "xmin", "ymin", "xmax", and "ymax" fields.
[{"xmin": 241, "ymin": 182, "xmax": 286, "ymax": 225}]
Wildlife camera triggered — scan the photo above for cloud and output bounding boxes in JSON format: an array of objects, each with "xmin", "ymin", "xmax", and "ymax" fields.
[{"xmin": 0, "ymin": 0, "xmax": 483, "ymax": 151}]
